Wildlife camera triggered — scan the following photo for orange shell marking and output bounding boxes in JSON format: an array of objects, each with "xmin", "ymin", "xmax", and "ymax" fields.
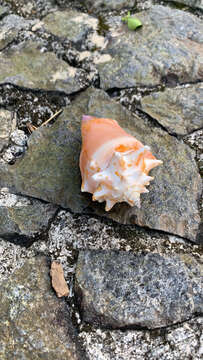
[{"xmin": 80, "ymin": 115, "xmax": 162, "ymax": 211}]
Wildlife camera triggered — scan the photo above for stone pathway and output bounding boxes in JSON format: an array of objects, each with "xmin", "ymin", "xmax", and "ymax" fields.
[
  {"xmin": 0, "ymin": 256, "xmax": 85, "ymax": 359},
  {"xmin": 0, "ymin": 0, "xmax": 202, "ymax": 359}
]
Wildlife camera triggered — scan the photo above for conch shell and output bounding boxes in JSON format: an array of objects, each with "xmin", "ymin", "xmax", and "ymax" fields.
[{"xmin": 80, "ymin": 115, "xmax": 162, "ymax": 211}]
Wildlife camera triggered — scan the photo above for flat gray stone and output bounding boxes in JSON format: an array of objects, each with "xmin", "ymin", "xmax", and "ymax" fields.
[
  {"xmin": 97, "ymin": 6, "xmax": 203, "ymax": 89},
  {"xmin": 0, "ymin": 15, "xmax": 36, "ymax": 50},
  {"xmin": 0, "ymin": 256, "xmax": 84, "ymax": 359},
  {"xmin": 79, "ymin": 0, "xmax": 136, "ymax": 12},
  {"xmin": 0, "ymin": 6, "xmax": 8, "ymax": 18},
  {"xmin": 6, "ymin": 118, "xmax": 88, "ymax": 213},
  {"xmin": 75, "ymin": 250, "xmax": 203, "ymax": 329},
  {"xmin": 10, "ymin": 129, "xmax": 28, "ymax": 146},
  {"xmin": 43, "ymin": 10, "xmax": 98, "ymax": 45},
  {"xmin": 0, "ymin": 41, "xmax": 87, "ymax": 93},
  {"xmin": 0, "ymin": 88, "xmax": 201, "ymax": 242},
  {"xmin": 140, "ymin": 83, "xmax": 203, "ymax": 135},
  {"xmin": 0, "ymin": 110, "xmax": 16, "ymax": 152},
  {"xmin": 164, "ymin": 0, "xmax": 203, "ymax": 10},
  {"xmin": 0, "ymin": 190, "xmax": 58, "ymax": 243}
]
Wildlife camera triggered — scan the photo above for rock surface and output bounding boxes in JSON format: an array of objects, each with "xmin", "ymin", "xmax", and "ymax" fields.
[
  {"xmin": 0, "ymin": 5, "xmax": 8, "ymax": 17},
  {"xmin": 164, "ymin": 0, "xmax": 203, "ymax": 10},
  {"xmin": 0, "ymin": 14, "xmax": 36, "ymax": 50},
  {"xmin": 0, "ymin": 0, "xmax": 202, "ymax": 358},
  {"xmin": 0, "ymin": 88, "xmax": 201, "ymax": 242},
  {"xmin": 0, "ymin": 189, "xmax": 58, "ymax": 243},
  {"xmin": 79, "ymin": 0, "xmax": 136, "ymax": 12},
  {"xmin": 1, "ymin": 110, "xmax": 89, "ymax": 212},
  {"xmin": 0, "ymin": 208, "xmax": 202, "ymax": 359},
  {"xmin": 140, "ymin": 83, "xmax": 203, "ymax": 135},
  {"xmin": 96, "ymin": 6, "xmax": 203, "ymax": 89},
  {"xmin": 43, "ymin": 10, "xmax": 98, "ymax": 45},
  {"xmin": 0, "ymin": 41, "xmax": 87, "ymax": 93},
  {"xmin": 185, "ymin": 128, "xmax": 203, "ymax": 177},
  {"xmin": 0, "ymin": 256, "xmax": 84, "ymax": 359},
  {"xmin": 0, "ymin": 110, "xmax": 16, "ymax": 152},
  {"xmin": 0, "ymin": 0, "xmax": 57, "ymax": 18},
  {"xmin": 75, "ymin": 250, "xmax": 203, "ymax": 329},
  {"xmin": 1, "ymin": 128, "xmax": 28, "ymax": 164},
  {"xmin": 46, "ymin": 209, "xmax": 203, "ymax": 282},
  {"xmin": 79, "ymin": 317, "xmax": 203, "ymax": 360}
]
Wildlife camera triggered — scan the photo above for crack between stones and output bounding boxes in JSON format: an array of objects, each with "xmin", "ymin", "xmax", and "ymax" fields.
[
  {"xmin": 0, "ymin": 28, "xmax": 89, "ymax": 75},
  {"xmin": 106, "ymin": 79, "xmax": 202, "ymax": 99},
  {"xmin": 0, "ymin": 82, "xmax": 72, "ymax": 98},
  {"xmin": 0, "ymin": 191, "xmax": 60, "ymax": 248},
  {"xmin": 0, "ymin": 38, "xmax": 17, "ymax": 53},
  {"xmin": 105, "ymin": 83, "xmax": 203, "ymax": 145},
  {"xmin": 66, "ymin": 207, "xmax": 198, "ymax": 246},
  {"xmin": 135, "ymin": 107, "xmax": 179, "ymax": 139},
  {"xmin": 77, "ymin": 309, "xmax": 202, "ymax": 333},
  {"xmin": 184, "ymin": 126, "xmax": 203, "ymax": 137},
  {"xmin": 0, "ymin": 12, "xmax": 9, "ymax": 22}
]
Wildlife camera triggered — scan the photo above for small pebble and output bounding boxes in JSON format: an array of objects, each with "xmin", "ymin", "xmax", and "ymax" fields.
[
  {"xmin": 2, "ymin": 148, "xmax": 15, "ymax": 163},
  {"xmin": 10, "ymin": 129, "xmax": 28, "ymax": 146}
]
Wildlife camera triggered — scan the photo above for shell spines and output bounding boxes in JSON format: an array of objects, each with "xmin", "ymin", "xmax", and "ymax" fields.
[{"xmin": 80, "ymin": 116, "xmax": 162, "ymax": 211}]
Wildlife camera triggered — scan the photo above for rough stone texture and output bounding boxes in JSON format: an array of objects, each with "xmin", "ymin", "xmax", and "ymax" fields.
[
  {"xmin": 1, "ymin": 205, "xmax": 202, "ymax": 298},
  {"xmin": 164, "ymin": 0, "xmax": 203, "ymax": 10},
  {"xmin": 140, "ymin": 83, "xmax": 203, "ymax": 135},
  {"xmin": 1, "ymin": 111, "xmax": 89, "ymax": 212},
  {"xmin": 75, "ymin": 250, "xmax": 203, "ymax": 329},
  {"xmin": 0, "ymin": 88, "xmax": 201, "ymax": 242},
  {"xmin": 0, "ymin": 127, "xmax": 28, "ymax": 164},
  {"xmin": 185, "ymin": 128, "xmax": 203, "ymax": 177},
  {"xmin": 0, "ymin": 110, "xmax": 16, "ymax": 152},
  {"xmin": 0, "ymin": 84, "xmax": 67, "ymax": 128},
  {"xmin": 10, "ymin": 129, "xmax": 28, "ymax": 146},
  {"xmin": 42, "ymin": 9, "xmax": 107, "ymax": 55},
  {"xmin": 0, "ymin": 210, "xmax": 202, "ymax": 359},
  {"xmin": 79, "ymin": 0, "xmax": 136, "ymax": 12},
  {"xmin": 0, "ymin": 256, "xmax": 84, "ymax": 359},
  {"xmin": 0, "ymin": 0, "xmax": 201, "ymax": 358},
  {"xmin": 43, "ymin": 10, "xmax": 98, "ymax": 45},
  {"xmin": 0, "ymin": 14, "xmax": 36, "ymax": 50},
  {"xmin": 0, "ymin": 238, "xmax": 35, "ymax": 282},
  {"xmin": 0, "ymin": 189, "xmax": 58, "ymax": 242},
  {"xmin": 79, "ymin": 317, "xmax": 203, "ymax": 360},
  {"xmin": 47, "ymin": 209, "xmax": 203, "ymax": 281},
  {"xmin": 0, "ymin": 41, "xmax": 88, "ymax": 93},
  {"xmin": 0, "ymin": 0, "xmax": 57, "ymax": 18},
  {"xmin": 0, "ymin": 5, "xmax": 8, "ymax": 17},
  {"xmin": 48, "ymin": 209, "xmax": 202, "ymax": 256},
  {"xmin": 96, "ymin": 6, "xmax": 203, "ymax": 90}
]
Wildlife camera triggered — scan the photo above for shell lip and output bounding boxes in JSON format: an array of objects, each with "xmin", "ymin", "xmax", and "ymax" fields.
[{"xmin": 82, "ymin": 115, "xmax": 92, "ymax": 122}]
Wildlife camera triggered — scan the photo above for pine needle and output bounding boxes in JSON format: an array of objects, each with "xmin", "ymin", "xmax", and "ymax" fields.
[{"xmin": 41, "ymin": 109, "xmax": 63, "ymax": 127}]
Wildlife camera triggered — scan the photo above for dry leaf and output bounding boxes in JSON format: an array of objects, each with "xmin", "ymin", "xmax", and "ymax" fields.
[{"xmin": 50, "ymin": 261, "xmax": 69, "ymax": 298}]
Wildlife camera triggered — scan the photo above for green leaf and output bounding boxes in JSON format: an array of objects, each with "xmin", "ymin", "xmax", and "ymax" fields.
[
  {"xmin": 122, "ymin": 12, "xmax": 142, "ymax": 30},
  {"xmin": 122, "ymin": 11, "xmax": 131, "ymax": 23},
  {"xmin": 127, "ymin": 17, "xmax": 142, "ymax": 30}
]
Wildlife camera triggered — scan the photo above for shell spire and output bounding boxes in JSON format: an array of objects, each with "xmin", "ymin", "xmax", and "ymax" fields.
[{"xmin": 80, "ymin": 115, "xmax": 162, "ymax": 211}]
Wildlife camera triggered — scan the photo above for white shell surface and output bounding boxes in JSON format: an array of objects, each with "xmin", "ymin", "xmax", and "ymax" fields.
[{"xmin": 82, "ymin": 144, "xmax": 162, "ymax": 211}]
